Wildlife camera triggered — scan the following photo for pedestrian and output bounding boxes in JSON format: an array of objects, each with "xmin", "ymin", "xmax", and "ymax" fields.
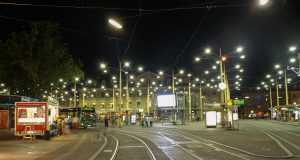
[
  {"xmin": 146, "ymin": 116, "xmax": 149, "ymax": 127},
  {"xmin": 104, "ymin": 115, "xmax": 109, "ymax": 128},
  {"xmin": 255, "ymin": 114, "xmax": 258, "ymax": 120},
  {"xmin": 72, "ymin": 116, "xmax": 79, "ymax": 133},
  {"xmin": 57, "ymin": 119, "xmax": 62, "ymax": 136},
  {"xmin": 63, "ymin": 118, "xmax": 70, "ymax": 137},
  {"xmin": 150, "ymin": 116, "xmax": 153, "ymax": 127},
  {"xmin": 264, "ymin": 113, "xmax": 267, "ymax": 120},
  {"xmin": 141, "ymin": 116, "xmax": 144, "ymax": 127}
]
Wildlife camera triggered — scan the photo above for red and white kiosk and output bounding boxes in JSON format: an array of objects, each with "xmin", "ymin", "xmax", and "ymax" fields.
[{"xmin": 15, "ymin": 102, "xmax": 49, "ymax": 138}]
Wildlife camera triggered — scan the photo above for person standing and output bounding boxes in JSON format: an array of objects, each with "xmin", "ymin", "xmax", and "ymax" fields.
[
  {"xmin": 104, "ymin": 115, "xmax": 109, "ymax": 128},
  {"xmin": 150, "ymin": 116, "xmax": 153, "ymax": 127}
]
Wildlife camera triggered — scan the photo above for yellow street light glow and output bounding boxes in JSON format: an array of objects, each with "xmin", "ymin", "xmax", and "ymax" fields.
[
  {"xmin": 152, "ymin": 81, "xmax": 156, "ymax": 85},
  {"xmin": 222, "ymin": 57, "xmax": 226, "ymax": 61},
  {"xmin": 274, "ymin": 64, "xmax": 280, "ymax": 69},
  {"xmin": 216, "ymin": 60, "xmax": 220, "ymax": 64},
  {"xmin": 83, "ymin": 88, "xmax": 87, "ymax": 91},
  {"xmin": 257, "ymin": 87, "xmax": 261, "ymax": 90},
  {"xmin": 239, "ymin": 69, "xmax": 244, "ymax": 73},
  {"xmin": 195, "ymin": 57, "xmax": 200, "ymax": 62},
  {"xmin": 103, "ymin": 70, "xmax": 107, "ymax": 73},
  {"xmin": 195, "ymin": 78, "xmax": 199, "ymax": 82},
  {"xmin": 235, "ymin": 64, "xmax": 240, "ymax": 69},
  {"xmin": 240, "ymin": 55, "xmax": 245, "ymax": 59},
  {"xmin": 266, "ymin": 74, "xmax": 271, "ymax": 78},
  {"xmin": 179, "ymin": 70, "xmax": 184, "ymax": 74},
  {"xmin": 138, "ymin": 66, "xmax": 143, "ymax": 71},
  {"xmin": 112, "ymin": 76, "xmax": 116, "ymax": 80},
  {"xmin": 289, "ymin": 46, "xmax": 296, "ymax": 52},
  {"xmin": 205, "ymin": 48, "xmax": 211, "ymax": 54},
  {"xmin": 187, "ymin": 73, "xmax": 192, "ymax": 77},
  {"xmin": 205, "ymin": 70, "xmax": 209, "ymax": 74},
  {"xmin": 259, "ymin": 0, "xmax": 269, "ymax": 6},
  {"xmin": 236, "ymin": 46, "xmax": 243, "ymax": 52},
  {"xmin": 108, "ymin": 19, "xmax": 122, "ymax": 29},
  {"xmin": 59, "ymin": 78, "xmax": 63, "ymax": 82},
  {"xmin": 100, "ymin": 63, "xmax": 106, "ymax": 69},
  {"xmin": 178, "ymin": 79, "xmax": 182, "ymax": 82},
  {"xmin": 88, "ymin": 80, "xmax": 92, "ymax": 84},
  {"xmin": 75, "ymin": 77, "xmax": 79, "ymax": 81},
  {"xmin": 290, "ymin": 58, "xmax": 296, "ymax": 63},
  {"xmin": 124, "ymin": 62, "xmax": 130, "ymax": 67},
  {"xmin": 158, "ymin": 71, "xmax": 163, "ymax": 75},
  {"xmin": 212, "ymin": 65, "xmax": 217, "ymax": 70},
  {"xmin": 140, "ymin": 78, "xmax": 144, "ymax": 82},
  {"xmin": 278, "ymin": 70, "xmax": 283, "ymax": 75},
  {"xmin": 130, "ymin": 75, "xmax": 134, "ymax": 79}
]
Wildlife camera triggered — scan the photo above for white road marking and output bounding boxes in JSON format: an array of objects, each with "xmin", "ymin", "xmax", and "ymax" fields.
[{"xmin": 88, "ymin": 133, "xmax": 107, "ymax": 160}]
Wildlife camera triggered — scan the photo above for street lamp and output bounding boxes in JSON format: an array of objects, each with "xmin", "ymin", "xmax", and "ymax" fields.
[
  {"xmin": 108, "ymin": 18, "xmax": 122, "ymax": 29},
  {"xmin": 74, "ymin": 77, "xmax": 79, "ymax": 107},
  {"xmin": 259, "ymin": 0, "xmax": 269, "ymax": 6}
]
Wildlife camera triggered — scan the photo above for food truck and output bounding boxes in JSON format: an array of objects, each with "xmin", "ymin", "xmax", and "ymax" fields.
[{"xmin": 15, "ymin": 100, "xmax": 59, "ymax": 139}]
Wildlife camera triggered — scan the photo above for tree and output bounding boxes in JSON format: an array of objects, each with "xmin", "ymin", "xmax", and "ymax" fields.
[{"xmin": 0, "ymin": 21, "xmax": 84, "ymax": 99}]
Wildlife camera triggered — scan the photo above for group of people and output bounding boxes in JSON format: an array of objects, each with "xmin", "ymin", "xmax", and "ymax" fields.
[
  {"xmin": 57, "ymin": 116, "xmax": 80, "ymax": 136},
  {"xmin": 141, "ymin": 116, "xmax": 154, "ymax": 127}
]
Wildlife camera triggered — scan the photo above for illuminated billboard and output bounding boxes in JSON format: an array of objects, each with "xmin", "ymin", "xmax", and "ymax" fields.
[{"xmin": 157, "ymin": 94, "xmax": 176, "ymax": 107}]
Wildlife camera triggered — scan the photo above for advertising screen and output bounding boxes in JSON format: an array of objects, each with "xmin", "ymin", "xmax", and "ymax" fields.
[
  {"xmin": 157, "ymin": 94, "xmax": 176, "ymax": 107},
  {"xmin": 206, "ymin": 111, "xmax": 217, "ymax": 127}
]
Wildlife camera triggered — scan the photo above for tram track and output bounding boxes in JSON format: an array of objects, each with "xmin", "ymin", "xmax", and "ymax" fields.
[
  {"xmin": 116, "ymin": 128, "xmax": 250, "ymax": 160},
  {"xmin": 93, "ymin": 129, "xmax": 156, "ymax": 160}
]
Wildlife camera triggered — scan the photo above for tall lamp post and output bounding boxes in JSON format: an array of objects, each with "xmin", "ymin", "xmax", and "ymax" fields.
[{"xmin": 74, "ymin": 77, "xmax": 79, "ymax": 107}]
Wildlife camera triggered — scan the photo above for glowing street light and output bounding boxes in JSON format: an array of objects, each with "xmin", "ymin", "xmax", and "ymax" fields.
[
  {"xmin": 158, "ymin": 71, "xmax": 163, "ymax": 75},
  {"xmin": 179, "ymin": 70, "xmax": 184, "ymax": 74},
  {"xmin": 205, "ymin": 48, "xmax": 211, "ymax": 54},
  {"xmin": 236, "ymin": 46, "xmax": 243, "ymax": 52},
  {"xmin": 124, "ymin": 62, "xmax": 130, "ymax": 67},
  {"xmin": 289, "ymin": 46, "xmax": 296, "ymax": 52},
  {"xmin": 100, "ymin": 63, "xmax": 106, "ymax": 69},
  {"xmin": 87, "ymin": 79, "xmax": 92, "ymax": 84},
  {"xmin": 138, "ymin": 66, "xmax": 143, "ymax": 72},
  {"xmin": 274, "ymin": 64, "xmax": 280, "ymax": 69},
  {"xmin": 108, "ymin": 19, "xmax": 122, "ymax": 29},
  {"xmin": 259, "ymin": 0, "xmax": 269, "ymax": 6},
  {"xmin": 222, "ymin": 57, "xmax": 226, "ymax": 61},
  {"xmin": 195, "ymin": 57, "xmax": 200, "ymax": 62},
  {"xmin": 290, "ymin": 58, "xmax": 296, "ymax": 63}
]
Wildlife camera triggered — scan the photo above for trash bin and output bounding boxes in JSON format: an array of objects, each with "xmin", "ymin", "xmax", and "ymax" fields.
[{"xmin": 44, "ymin": 130, "xmax": 50, "ymax": 140}]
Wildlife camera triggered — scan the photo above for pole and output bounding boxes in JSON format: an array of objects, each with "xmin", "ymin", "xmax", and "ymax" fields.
[
  {"xmin": 147, "ymin": 82, "xmax": 150, "ymax": 114},
  {"xmin": 113, "ymin": 86, "xmax": 115, "ymax": 111},
  {"xmin": 126, "ymin": 74, "xmax": 129, "ymax": 111},
  {"xmin": 269, "ymin": 83, "xmax": 273, "ymax": 119},
  {"xmin": 284, "ymin": 70, "xmax": 288, "ymax": 121},
  {"xmin": 119, "ymin": 62, "xmax": 122, "ymax": 128},
  {"xmin": 199, "ymin": 84, "xmax": 203, "ymax": 121},
  {"xmin": 220, "ymin": 48, "xmax": 225, "ymax": 128},
  {"xmin": 188, "ymin": 77, "xmax": 191, "ymax": 122},
  {"xmin": 276, "ymin": 78, "xmax": 279, "ymax": 107},
  {"xmin": 74, "ymin": 79, "xmax": 76, "ymax": 108},
  {"xmin": 172, "ymin": 70, "xmax": 177, "ymax": 124},
  {"xmin": 284, "ymin": 70, "xmax": 289, "ymax": 105},
  {"xmin": 82, "ymin": 90, "xmax": 85, "ymax": 107}
]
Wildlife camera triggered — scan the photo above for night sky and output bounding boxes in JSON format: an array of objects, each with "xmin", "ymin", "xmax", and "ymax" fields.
[{"xmin": 1, "ymin": 0, "xmax": 300, "ymax": 89}]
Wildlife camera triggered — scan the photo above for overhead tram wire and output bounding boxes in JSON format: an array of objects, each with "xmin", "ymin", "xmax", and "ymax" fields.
[
  {"xmin": 120, "ymin": 0, "xmax": 142, "ymax": 62},
  {"xmin": 172, "ymin": 8, "xmax": 211, "ymax": 68},
  {"xmin": 121, "ymin": 0, "xmax": 227, "ymax": 20},
  {"xmin": 0, "ymin": 1, "xmax": 255, "ymax": 12},
  {"xmin": 0, "ymin": 13, "xmax": 181, "ymax": 53}
]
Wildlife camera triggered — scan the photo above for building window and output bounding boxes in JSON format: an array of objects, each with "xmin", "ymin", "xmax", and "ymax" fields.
[{"xmin": 137, "ymin": 101, "xmax": 141, "ymax": 108}]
